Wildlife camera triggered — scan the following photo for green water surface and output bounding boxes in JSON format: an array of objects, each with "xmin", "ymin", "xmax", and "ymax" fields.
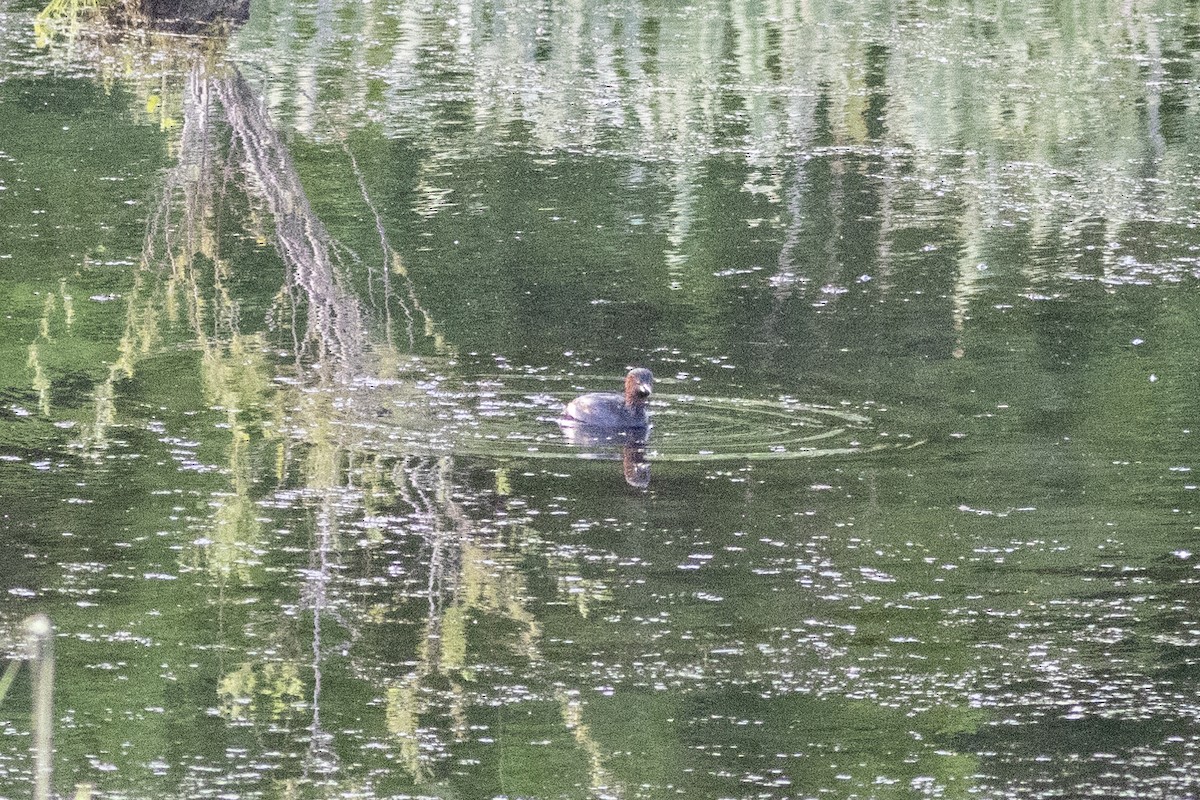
[{"xmin": 3, "ymin": 1, "xmax": 1200, "ymax": 798}]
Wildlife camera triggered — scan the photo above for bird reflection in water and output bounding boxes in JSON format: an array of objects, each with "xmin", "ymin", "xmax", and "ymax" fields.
[
  {"xmin": 621, "ymin": 438, "xmax": 650, "ymax": 489},
  {"xmin": 558, "ymin": 424, "xmax": 652, "ymax": 489}
]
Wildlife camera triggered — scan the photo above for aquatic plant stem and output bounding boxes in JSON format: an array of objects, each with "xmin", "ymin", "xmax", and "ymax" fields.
[{"xmin": 25, "ymin": 614, "xmax": 55, "ymax": 800}]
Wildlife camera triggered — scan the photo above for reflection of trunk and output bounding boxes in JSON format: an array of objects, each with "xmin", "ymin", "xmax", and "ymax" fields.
[
  {"xmin": 132, "ymin": 59, "xmax": 368, "ymax": 375},
  {"xmin": 216, "ymin": 72, "xmax": 367, "ymax": 375}
]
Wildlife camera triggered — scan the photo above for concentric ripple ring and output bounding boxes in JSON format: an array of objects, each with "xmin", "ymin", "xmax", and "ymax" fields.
[{"xmin": 357, "ymin": 377, "xmax": 919, "ymax": 462}]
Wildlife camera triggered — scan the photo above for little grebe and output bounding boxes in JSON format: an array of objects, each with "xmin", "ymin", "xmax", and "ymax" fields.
[{"xmin": 560, "ymin": 367, "xmax": 654, "ymax": 431}]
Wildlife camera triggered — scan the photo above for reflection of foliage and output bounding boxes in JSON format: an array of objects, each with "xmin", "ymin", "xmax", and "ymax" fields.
[
  {"xmin": 237, "ymin": 0, "xmax": 1199, "ymax": 206},
  {"xmin": 217, "ymin": 661, "xmax": 306, "ymax": 721},
  {"xmin": 229, "ymin": 0, "xmax": 1200, "ymax": 369},
  {"xmin": 26, "ymin": 344, "xmax": 52, "ymax": 417},
  {"xmin": 303, "ymin": 450, "xmax": 623, "ymax": 794}
]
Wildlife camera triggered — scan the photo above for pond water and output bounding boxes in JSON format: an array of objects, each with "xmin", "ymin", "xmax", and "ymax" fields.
[{"xmin": 4, "ymin": 1, "xmax": 1200, "ymax": 798}]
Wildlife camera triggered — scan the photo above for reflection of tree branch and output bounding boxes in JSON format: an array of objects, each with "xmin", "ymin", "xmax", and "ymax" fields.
[
  {"xmin": 216, "ymin": 73, "xmax": 366, "ymax": 375},
  {"xmin": 359, "ymin": 455, "xmax": 625, "ymax": 796},
  {"xmin": 301, "ymin": 498, "xmax": 341, "ymax": 782},
  {"xmin": 336, "ymin": 133, "xmax": 414, "ymax": 348},
  {"xmin": 328, "ymin": 128, "xmax": 452, "ymax": 356}
]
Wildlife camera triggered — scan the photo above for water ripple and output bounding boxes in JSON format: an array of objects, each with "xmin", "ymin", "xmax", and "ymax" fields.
[{"xmin": 351, "ymin": 375, "xmax": 921, "ymax": 463}]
